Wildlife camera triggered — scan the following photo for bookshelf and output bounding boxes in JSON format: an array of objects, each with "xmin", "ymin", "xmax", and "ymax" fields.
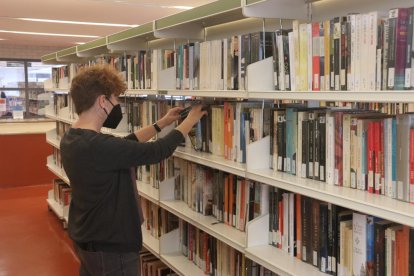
[
  {"xmin": 42, "ymin": 0, "xmax": 414, "ymax": 275},
  {"xmin": 46, "ymin": 188, "xmax": 69, "ymax": 228},
  {"xmin": 160, "ymin": 200, "xmax": 246, "ymax": 253},
  {"xmin": 173, "ymin": 146, "xmax": 246, "ymax": 177},
  {"xmin": 141, "ymin": 226, "xmax": 161, "ymax": 257}
]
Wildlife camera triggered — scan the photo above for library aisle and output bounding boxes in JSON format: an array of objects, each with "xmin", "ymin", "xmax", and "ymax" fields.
[{"xmin": 0, "ymin": 184, "xmax": 79, "ymax": 276}]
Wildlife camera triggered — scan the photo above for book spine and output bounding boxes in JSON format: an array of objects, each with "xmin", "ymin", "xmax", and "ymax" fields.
[
  {"xmin": 334, "ymin": 112, "xmax": 343, "ymax": 186},
  {"xmin": 296, "ymin": 194, "xmax": 302, "ymax": 260},
  {"xmin": 388, "ymin": 10, "xmax": 398, "ymax": 89},
  {"xmin": 366, "ymin": 216, "xmax": 375, "ymax": 276},
  {"xmin": 312, "ymin": 200, "xmax": 320, "ymax": 267},
  {"xmin": 410, "ymin": 128, "xmax": 414, "ymax": 203},
  {"xmin": 405, "ymin": 8, "xmax": 413, "ymax": 89},
  {"xmin": 313, "ymin": 22, "xmax": 321, "ymax": 91},
  {"xmin": 382, "ymin": 19, "xmax": 390, "ymax": 90},
  {"xmin": 333, "ymin": 17, "xmax": 341, "ymax": 91},
  {"xmin": 319, "ymin": 114, "xmax": 327, "ymax": 182},
  {"xmin": 340, "ymin": 18, "xmax": 348, "ymax": 90},
  {"xmin": 319, "ymin": 203, "xmax": 329, "ymax": 273},
  {"xmin": 324, "ymin": 20, "xmax": 331, "ymax": 90},
  {"xmin": 394, "ymin": 8, "xmax": 409, "ymax": 90},
  {"xmin": 368, "ymin": 121, "xmax": 375, "ymax": 193}
]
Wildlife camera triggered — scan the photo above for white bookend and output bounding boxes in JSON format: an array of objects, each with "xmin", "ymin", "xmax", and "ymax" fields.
[
  {"xmin": 246, "ymin": 136, "xmax": 270, "ymax": 171},
  {"xmin": 246, "ymin": 213, "xmax": 269, "ymax": 248},
  {"xmin": 246, "ymin": 57, "xmax": 274, "ymax": 92},
  {"xmin": 159, "ymin": 228, "xmax": 180, "ymax": 255},
  {"xmin": 159, "ymin": 177, "xmax": 176, "ymax": 201},
  {"xmin": 157, "ymin": 67, "xmax": 176, "ymax": 90}
]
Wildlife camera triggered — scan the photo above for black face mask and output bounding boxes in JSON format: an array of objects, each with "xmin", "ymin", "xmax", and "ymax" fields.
[{"xmin": 102, "ymin": 98, "xmax": 122, "ymax": 129}]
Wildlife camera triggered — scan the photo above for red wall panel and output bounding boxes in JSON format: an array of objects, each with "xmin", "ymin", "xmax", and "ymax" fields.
[{"xmin": 0, "ymin": 134, "xmax": 54, "ymax": 188}]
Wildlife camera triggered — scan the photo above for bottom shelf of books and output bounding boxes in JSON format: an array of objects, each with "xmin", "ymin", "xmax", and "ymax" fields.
[{"xmin": 46, "ymin": 180, "xmax": 71, "ymax": 228}]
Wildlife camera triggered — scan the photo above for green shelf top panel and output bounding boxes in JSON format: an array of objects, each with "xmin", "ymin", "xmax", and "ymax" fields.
[
  {"xmin": 77, "ymin": 37, "xmax": 107, "ymax": 52},
  {"xmin": 155, "ymin": 0, "xmax": 241, "ymax": 30},
  {"xmin": 57, "ymin": 46, "xmax": 77, "ymax": 58},
  {"xmin": 107, "ymin": 22, "xmax": 153, "ymax": 44},
  {"xmin": 245, "ymin": 0, "xmax": 262, "ymax": 4},
  {"xmin": 42, "ymin": 52, "xmax": 57, "ymax": 62}
]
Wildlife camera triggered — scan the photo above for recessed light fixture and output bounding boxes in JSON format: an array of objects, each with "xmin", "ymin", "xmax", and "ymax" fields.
[
  {"xmin": 18, "ymin": 18, "xmax": 138, "ymax": 28},
  {"xmin": 0, "ymin": 30, "xmax": 99, "ymax": 38},
  {"xmin": 163, "ymin": 6, "xmax": 193, "ymax": 10},
  {"xmin": 75, "ymin": 42, "xmax": 86, "ymax": 45}
]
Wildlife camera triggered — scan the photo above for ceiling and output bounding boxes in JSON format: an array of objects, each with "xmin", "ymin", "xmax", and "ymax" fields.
[{"xmin": 0, "ymin": 0, "xmax": 215, "ymax": 47}]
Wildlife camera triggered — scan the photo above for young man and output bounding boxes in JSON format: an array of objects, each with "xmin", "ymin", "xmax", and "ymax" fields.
[{"xmin": 60, "ymin": 65, "xmax": 206, "ymax": 276}]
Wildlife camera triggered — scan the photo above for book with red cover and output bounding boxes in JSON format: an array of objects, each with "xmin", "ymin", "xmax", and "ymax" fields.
[{"xmin": 312, "ymin": 22, "xmax": 321, "ymax": 91}]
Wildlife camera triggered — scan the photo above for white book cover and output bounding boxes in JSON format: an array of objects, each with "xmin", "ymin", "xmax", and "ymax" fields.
[
  {"xmin": 352, "ymin": 213, "xmax": 367, "ymax": 276},
  {"xmin": 277, "ymin": 32, "xmax": 285, "ymax": 91},
  {"xmin": 354, "ymin": 14, "xmax": 362, "ymax": 91},
  {"xmin": 348, "ymin": 14, "xmax": 356, "ymax": 91},
  {"xmin": 293, "ymin": 20, "xmax": 300, "ymax": 92},
  {"xmin": 299, "ymin": 23, "xmax": 308, "ymax": 91},
  {"xmin": 369, "ymin": 12, "xmax": 378, "ymax": 91}
]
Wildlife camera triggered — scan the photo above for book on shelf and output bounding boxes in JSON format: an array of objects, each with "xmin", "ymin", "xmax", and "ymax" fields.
[
  {"xmin": 173, "ymin": 158, "xmax": 268, "ymax": 232},
  {"xmin": 268, "ymin": 187, "xmax": 414, "ymax": 275},
  {"xmin": 52, "ymin": 179, "xmax": 71, "ymax": 206}
]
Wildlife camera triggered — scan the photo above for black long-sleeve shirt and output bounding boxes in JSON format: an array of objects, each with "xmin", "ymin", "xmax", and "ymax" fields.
[{"xmin": 60, "ymin": 128, "xmax": 184, "ymax": 252}]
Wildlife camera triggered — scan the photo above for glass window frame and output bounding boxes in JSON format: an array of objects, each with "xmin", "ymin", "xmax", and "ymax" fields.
[{"xmin": 0, "ymin": 58, "xmax": 51, "ymax": 120}]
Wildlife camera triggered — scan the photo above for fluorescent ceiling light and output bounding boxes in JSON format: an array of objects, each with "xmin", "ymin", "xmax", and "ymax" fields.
[
  {"xmin": 161, "ymin": 6, "xmax": 193, "ymax": 10},
  {"xmin": 75, "ymin": 42, "xmax": 86, "ymax": 45},
  {"xmin": 0, "ymin": 30, "xmax": 98, "ymax": 38},
  {"xmin": 18, "ymin": 18, "xmax": 138, "ymax": 28}
]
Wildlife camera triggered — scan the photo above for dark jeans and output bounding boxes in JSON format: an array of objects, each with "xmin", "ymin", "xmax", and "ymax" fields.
[{"xmin": 74, "ymin": 243, "xmax": 140, "ymax": 276}]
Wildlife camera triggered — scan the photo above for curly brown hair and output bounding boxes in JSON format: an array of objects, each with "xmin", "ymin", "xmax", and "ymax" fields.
[{"xmin": 70, "ymin": 64, "xmax": 126, "ymax": 114}]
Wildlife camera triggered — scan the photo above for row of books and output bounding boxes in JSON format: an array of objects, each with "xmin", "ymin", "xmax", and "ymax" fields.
[
  {"xmin": 141, "ymin": 198, "xmax": 178, "ymax": 240},
  {"xmin": 125, "ymin": 99, "xmax": 169, "ymax": 133},
  {"xmin": 270, "ymin": 107, "xmax": 414, "ymax": 203},
  {"xmin": 58, "ymin": 5, "xmax": 414, "ymax": 93},
  {"xmin": 139, "ymin": 250, "xmax": 177, "ymax": 276},
  {"xmin": 53, "ymin": 148, "xmax": 63, "ymax": 169},
  {"xmin": 136, "ymin": 157, "xmax": 175, "ymax": 190},
  {"xmin": 173, "ymin": 158, "xmax": 268, "ymax": 232},
  {"xmin": 52, "ymin": 178, "xmax": 71, "ymax": 206},
  {"xmin": 56, "ymin": 121, "xmax": 70, "ymax": 141},
  {"xmin": 268, "ymin": 187, "xmax": 414, "ymax": 275},
  {"xmin": 179, "ymin": 219, "xmax": 279, "ymax": 276},
  {"xmin": 284, "ymin": 8, "xmax": 414, "ymax": 92}
]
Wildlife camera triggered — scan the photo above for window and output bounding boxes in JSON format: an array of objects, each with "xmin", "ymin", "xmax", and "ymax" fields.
[{"xmin": 0, "ymin": 59, "xmax": 54, "ymax": 120}]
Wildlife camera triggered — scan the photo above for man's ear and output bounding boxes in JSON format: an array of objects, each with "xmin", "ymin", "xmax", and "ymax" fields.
[{"xmin": 97, "ymin": 95, "xmax": 106, "ymax": 109}]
